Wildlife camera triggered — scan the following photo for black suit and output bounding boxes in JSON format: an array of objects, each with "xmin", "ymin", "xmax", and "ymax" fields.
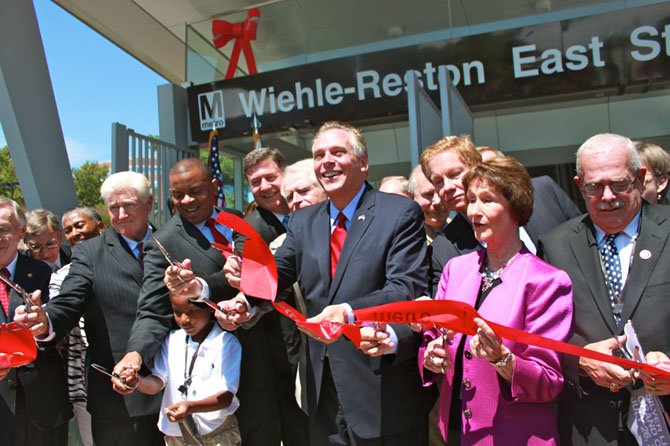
[
  {"xmin": 274, "ymin": 185, "xmax": 431, "ymax": 444},
  {"xmin": 538, "ymin": 204, "xmax": 670, "ymax": 446},
  {"xmin": 429, "ymin": 213, "xmax": 480, "ymax": 295},
  {"xmin": 0, "ymin": 253, "xmax": 71, "ymax": 446},
  {"xmin": 45, "ymin": 229, "xmax": 163, "ymax": 446},
  {"xmin": 525, "ymin": 176, "xmax": 581, "ymax": 245},
  {"xmin": 126, "ymin": 210, "xmax": 241, "ymax": 363},
  {"xmin": 232, "ymin": 206, "xmax": 308, "ymax": 446}
]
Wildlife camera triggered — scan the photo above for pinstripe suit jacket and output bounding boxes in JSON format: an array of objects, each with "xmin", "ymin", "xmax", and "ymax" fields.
[{"xmin": 46, "ymin": 228, "xmax": 162, "ymax": 419}]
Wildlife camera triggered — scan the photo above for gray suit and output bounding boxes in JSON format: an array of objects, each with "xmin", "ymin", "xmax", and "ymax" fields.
[{"xmin": 538, "ymin": 204, "xmax": 670, "ymax": 445}]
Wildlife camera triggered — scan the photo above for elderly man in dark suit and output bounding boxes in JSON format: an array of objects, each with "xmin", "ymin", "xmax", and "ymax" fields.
[
  {"xmin": 538, "ymin": 133, "xmax": 670, "ymax": 446},
  {"xmin": 223, "ymin": 121, "xmax": 431, "ymax": 446},
  {"xmin": 0, "ymin": 198, "xmax": 71, "ymax": 446},
  {"xmin": 24, "ymin": 208, "xmax": 71, "ymax": 270},
  {"xmin": 16, "ymin": 172, "xmax": 163, "ymax": 446}
]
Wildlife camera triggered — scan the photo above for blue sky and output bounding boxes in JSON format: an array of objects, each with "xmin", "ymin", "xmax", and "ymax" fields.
[{"xmin": 0, "ymin": 0, "xmax": 166, "ymax": 167}]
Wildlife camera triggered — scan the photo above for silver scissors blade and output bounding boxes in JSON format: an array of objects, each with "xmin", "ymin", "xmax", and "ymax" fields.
[
  {"xmin": 151, "ymin": 235, "xmax": 182, "ymax": 268},
  {"xmin": 91, "ymin": 363, "xmax": 123, "ymax": 380},
  {"xmin": 0, "ymin": 273, "xmax": 35, "ymax": 307}
]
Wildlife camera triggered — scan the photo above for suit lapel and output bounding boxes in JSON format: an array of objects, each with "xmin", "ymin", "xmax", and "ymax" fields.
[
  {"xmin": 106, "ymin": 229, "xmax": 144, "ymax": 286},
  {"xmin": 328, "ymin": 189, "xmax": 375, "ymax": 302},
  {"xmin": 569, "ymin": 217, "xmax": 618, "ymax": 333},
  {"xmin": 314, "ymin": 204, "xmax": 332, "ymax": 297},
  {"xmin": 178, "ymin": 216, "xmax": 224, "ymax": 268},
  {"xmin": 621, "ymin": 206, "xmax": 669, "ymax": 323},
  {"xmin": 6, "ymin": 254, "xmax": 38, "ymax": 323}
]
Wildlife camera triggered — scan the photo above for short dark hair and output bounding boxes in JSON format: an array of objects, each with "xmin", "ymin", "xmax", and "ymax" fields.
[
  {"xmin": 63, "ymin": 206, "xmax": 104, "ymax": 224},
  {"xmin": 462, "ymin": 156, "xmax": 534, "ymax": 226},
  {"xmin": 243, "ymin": 147, "xmax": 286, "ymax": 177},
  {"xmin": 169, "ymin": 158, "xmax": 211, "ymax": 179}
]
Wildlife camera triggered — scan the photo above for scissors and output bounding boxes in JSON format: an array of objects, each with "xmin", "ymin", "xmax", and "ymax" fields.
[
  {"xmin": 0, "ymin": 273, "xmax": 36, "ymax": 308},
  {"xmin": 613, "ymin": 336, "xmax": 654, "ymax": 382},
  {"xmin": 151, "ymin": 235, "xmax": 185, "ymax": 269},
  {"xmin": 91, "ymin": 363, "xmax": 136, "ymax": 390},
  {"xmin": 151, "ymin": 235, "xmax": 231, "ymax": 317}
]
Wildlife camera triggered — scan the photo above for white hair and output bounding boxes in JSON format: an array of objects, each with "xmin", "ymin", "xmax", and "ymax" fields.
[
  {"xmin": 100, "ymin": 171, "xmax": 151, "ymax": 204},
  {"xmin": 576, "ymin": 133, "xmax": 641, "ymax": 178}
]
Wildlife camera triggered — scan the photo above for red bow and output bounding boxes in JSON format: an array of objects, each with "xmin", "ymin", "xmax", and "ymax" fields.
[{"xmin": 212, "ymin": 8, "xmax": 260, "ymax": 79}]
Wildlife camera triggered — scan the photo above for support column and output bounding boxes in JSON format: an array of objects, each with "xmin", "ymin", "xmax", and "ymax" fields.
[
  {"xmin": 158, "ymin": 83, "xmax": 189, "ymax": 148},
  {"xmin": 0, "ymin": 0, "xmax": 77, "ymax": 215}
]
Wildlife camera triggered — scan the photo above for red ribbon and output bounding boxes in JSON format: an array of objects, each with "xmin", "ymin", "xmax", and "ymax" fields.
[
  {"xmin": 353, "ymin": 300, "xmax": 670, "ymax": 380},
  {"xmin": 0, "ymin": 322, "xmax": 37, "ymax": 368},
  {"xmin": 273, "ymin": 301, "xmax": 362, "ymax": 347},
  {"xmin": 214, "ymin": 212, "xmax": 277, "ymax": 301},
  {"xmin": 212, "ymin": 8, "xmax": 260, "ymax": 79}
]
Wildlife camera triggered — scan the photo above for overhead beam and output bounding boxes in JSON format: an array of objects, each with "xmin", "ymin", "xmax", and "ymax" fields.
[{"xmin": 0, "ymin": 0, "xmax": 77, "ymax": 215}]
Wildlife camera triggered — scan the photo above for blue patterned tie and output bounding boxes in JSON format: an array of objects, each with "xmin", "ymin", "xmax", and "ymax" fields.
[
  {"xmin": 601, "ymin": 234, "xmax": 624, "ymax": 323},
  {"xmin": 282, "ymin": 214, "xmax": 290, "ymax": 228}
]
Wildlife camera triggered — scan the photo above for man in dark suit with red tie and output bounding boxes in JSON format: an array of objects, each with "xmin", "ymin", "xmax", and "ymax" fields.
[
  {"xmin": 0, "ymin": 198, "xmax": 71, "ymax": 446},
  {"xmin": 225, "ymin": 122, "xmax": 431, "ymax": 445}
]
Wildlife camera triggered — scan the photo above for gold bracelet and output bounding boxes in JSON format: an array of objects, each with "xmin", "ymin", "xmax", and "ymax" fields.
[{"xmin": 488, "ymin": 351, "xmax": 513, "ymax": 367}]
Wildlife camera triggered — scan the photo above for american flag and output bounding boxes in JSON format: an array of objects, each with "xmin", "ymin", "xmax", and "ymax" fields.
[
  {"xmin": 208, "ymin": 128, "xmax": 226, "ymax": 207},
  {"xmin": 252, "ymin": 115, "xmax": 262, "ymax": 149}
]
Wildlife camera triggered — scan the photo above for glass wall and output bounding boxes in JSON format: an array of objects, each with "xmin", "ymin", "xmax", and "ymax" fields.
[{"xmin": 185, "ymin": 0, "xmax": 666, "ymax": 85}]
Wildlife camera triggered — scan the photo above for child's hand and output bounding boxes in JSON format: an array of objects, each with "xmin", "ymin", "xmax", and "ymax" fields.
[{"xmin": 165, "ymin": 401, "xmax": 190, "ymax": 422}]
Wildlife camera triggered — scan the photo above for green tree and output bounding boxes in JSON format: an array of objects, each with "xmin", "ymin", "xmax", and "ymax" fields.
[
  {"xmin": 0, "ymin": 146, "xmax": 24, "ymax": 205},
  {"xmin": 72, "ymin": 161, "xmax": 109, "ymax": 207}
]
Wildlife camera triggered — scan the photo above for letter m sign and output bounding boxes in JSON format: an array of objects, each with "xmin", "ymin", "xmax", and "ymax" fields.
[{"xmin": 198, "ymin": 90, "xmax": 226, "ymax": 131}]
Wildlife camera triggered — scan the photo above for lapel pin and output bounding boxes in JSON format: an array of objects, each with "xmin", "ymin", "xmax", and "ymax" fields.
[
  {"xmin": 27, "ymin": 273, "xmax": 33, "ymax": 278},
  {"xmin": 639, "ymin": 249, "xmax": 652, "ymax": 260},
  {"xmin": 358, "ymin": 215, "xmax": 366, "ymax": 221}
]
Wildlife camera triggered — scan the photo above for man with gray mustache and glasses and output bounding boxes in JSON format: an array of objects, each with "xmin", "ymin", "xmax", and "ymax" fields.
[{"xmin": 538, "ymin": 133, "xmax": 670, "ymax": 446}]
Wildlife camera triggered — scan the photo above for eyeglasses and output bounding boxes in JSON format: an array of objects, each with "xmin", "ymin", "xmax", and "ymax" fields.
[
  {"xmin": 27, "ymin": 239, "xmax": 60, "ymax": 252},
  {"xmin": 581, "ymin": 177, "xmax": 636, "ymax": 197}
]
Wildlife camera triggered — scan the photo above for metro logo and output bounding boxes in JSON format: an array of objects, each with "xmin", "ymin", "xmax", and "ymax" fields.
[{"xmin": 198, "ymin": 90, "xmax": 226, "ymax": 130}]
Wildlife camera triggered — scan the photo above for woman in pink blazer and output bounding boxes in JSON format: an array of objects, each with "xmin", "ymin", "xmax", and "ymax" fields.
[{"xmin": 419, "ymin": 156, "xmax": 574, "ymax": 445}]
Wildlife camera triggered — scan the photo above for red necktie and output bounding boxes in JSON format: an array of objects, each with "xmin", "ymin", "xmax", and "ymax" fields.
[
  {"xmin": 207, "ymin": 218, "xmax": 230, "ymax": 246},
  {"xmin": 0, "ymin": 268, "xmax": 11, "ymax": 316},
  {"xmin": 330, "ymin": 212, "xmax": 347, "ymax": 279}
]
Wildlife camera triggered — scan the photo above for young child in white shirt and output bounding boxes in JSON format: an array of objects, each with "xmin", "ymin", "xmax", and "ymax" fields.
[{"xmin": 135, "ymin": 293, "xmax": 242, "ymax": 446}]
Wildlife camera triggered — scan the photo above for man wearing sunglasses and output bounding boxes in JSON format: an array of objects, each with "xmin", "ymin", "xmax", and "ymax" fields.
[{"xmin": 539, "ymin": 133, "xmax": 670, "ymax": 445}]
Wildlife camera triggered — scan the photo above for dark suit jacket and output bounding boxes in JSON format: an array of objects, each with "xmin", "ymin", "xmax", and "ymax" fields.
[
  {"xmin": 236, "ymin": 206, "xmax": 286, "ymax": 246},
  {"xmin": 45, "ymin": 228, "xmax": 161, "ymax": 419},
  {"xmin": 274, "ymin": 185, "xmax": 431, "ymax": 439},
  {"xmin": 231, "ymin": 206, "xmax": 308, "ymax": 446},
  {"xmin": 0, "ymin": 253, "xmax": 71, "ymax": 442},
  {"xmin": 126, "ymin": 210, "xmax": 241, "ymax": 363},
  {"xmin": 538, "ymin": 204, "xmax": 670, "ymax": 446},
  {"xmin": 429, "ymin": 213, "xmax": 480, "ymax": 295},
  {"xmin": 526, "ymin": 176, "xmax": 581, "ymax": 245}
]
